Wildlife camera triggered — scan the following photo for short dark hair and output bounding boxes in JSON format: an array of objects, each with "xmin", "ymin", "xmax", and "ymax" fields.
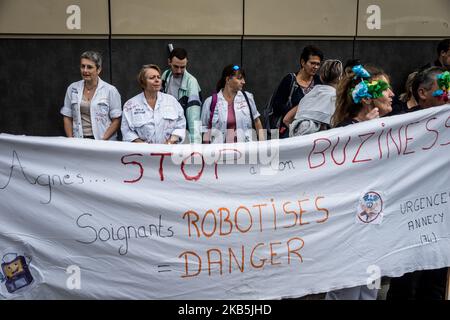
[
  {"xmin": 300, "ymin": 45, "xmax": 324, "ymax": 64},
  {"xmin": 169, "ymin": 47, "xmax": 188, "ymax": 61},
  {"xmin": 411, "ymin": 66, "xmax": 443, "ymax": 103},
  {"xmin": 437, "ymin": 38, "xmax": 450, "ymax": 56}
]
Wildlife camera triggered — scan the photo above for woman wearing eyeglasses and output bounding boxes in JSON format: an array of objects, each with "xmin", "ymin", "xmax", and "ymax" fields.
[
  {"xmin": 266, "ymin": 45, "xmax": 323, "ymax": 139},
  {"xmin": 121, "ymin": 64, "xmax": 186, "ymax": 144},
  {"xmin": 201, "ymin": 64, "xmax": 264, "ymax": 143},
  {"xmin": 287, "ymin": 59, "xmax": 343, "ymax": 136},
  {"xmin": 60, "ymin": 51, "xmax": 122, "ymax": 140}
]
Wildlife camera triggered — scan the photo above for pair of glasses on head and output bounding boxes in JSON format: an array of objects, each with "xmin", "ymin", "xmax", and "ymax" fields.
[{"xmin": 230, "ymin": 65, "xmax": 243, "ymax": 79}]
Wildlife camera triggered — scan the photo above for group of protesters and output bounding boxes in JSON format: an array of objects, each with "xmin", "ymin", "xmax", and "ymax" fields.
[
  {"xmin": 61, "ymin": 40, "xmax": 450, "ymax": 147},
  {"xmin": 61, "ymin": 48, "xmax": 258, "ymax": 145},
  {"xmin": 60, "ymin": 39, "xmax": 450, "ymax": 300}
]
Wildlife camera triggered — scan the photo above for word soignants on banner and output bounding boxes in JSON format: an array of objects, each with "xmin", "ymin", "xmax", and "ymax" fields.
[
  {"xmin": 178, "ymin": 196, "xmax": 329, "ymax": 277},
  {"xmin": 75, "ymin": 213, "xmax": 174, "ymax": 255}
]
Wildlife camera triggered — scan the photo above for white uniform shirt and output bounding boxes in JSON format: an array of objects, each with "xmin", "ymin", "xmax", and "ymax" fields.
[
  {"xmin": 121, "ymin": 92, "xmax": 186, "ymax": 144},
  {"xmin": 60, "ymin": 78, "xmax": 122, "ymax": 140},
  {"xmin": 201, "ymin": 90, "xmax": 260, "ymax": 143}
]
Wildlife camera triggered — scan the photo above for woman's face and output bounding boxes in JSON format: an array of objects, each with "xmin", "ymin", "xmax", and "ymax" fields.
[
  {"xmin": 227, "ymin": 73, "xmax": 245, "ymax": 92},
  {"xmin": 372, "ymin": 75, "xmax": 395, "ymax": 116},
  {"xmin": 301, "ymin": 55, "xmax": 321, "ymax": 77},
  {"xmin": 80, "ymin": 58, "xmax": 100, "ymax": 82},
  {"xmin": 143, "ymin": 68, "xmax": 162, "ymax": 92}
]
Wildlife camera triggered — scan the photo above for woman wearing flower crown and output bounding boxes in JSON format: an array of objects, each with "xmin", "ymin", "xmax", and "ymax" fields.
[
  {"xmin": 331, "ymin": 64, "xmax": 394, "ymax": 128},
  {"xmin": 326, "ymin": 64, "xmax": 394, "ymax": 300}
]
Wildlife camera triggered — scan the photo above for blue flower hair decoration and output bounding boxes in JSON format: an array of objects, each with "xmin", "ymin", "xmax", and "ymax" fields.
[
  {"xmin": 351, "ymin": 80, "xmax": 390, "ymax": 104},
  {"xmin": 432, "ymin": 89, "xmax": 444, "ymax": 97},
  {"xmin": 352, "ymin": 65, "xmax": 371, "ymax": 79},
  {"xmin": 352, "ymin": 81, "xmax": 371, "ymax": 103}
]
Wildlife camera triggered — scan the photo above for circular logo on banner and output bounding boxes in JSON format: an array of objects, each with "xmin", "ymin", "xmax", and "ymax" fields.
[{"xmin": 357, "ymin": 191, "xmax": 383, "ymax": 223}]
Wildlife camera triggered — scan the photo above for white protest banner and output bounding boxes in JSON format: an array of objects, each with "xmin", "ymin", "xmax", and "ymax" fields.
[{"xmin": 1, "ymin": 105, "xmax": 450, "ymax": 299}]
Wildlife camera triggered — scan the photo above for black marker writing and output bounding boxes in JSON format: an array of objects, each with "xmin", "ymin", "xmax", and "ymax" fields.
[{"xmin": 0, "ymin": 150, "xmax": 84, "ymax": 204}]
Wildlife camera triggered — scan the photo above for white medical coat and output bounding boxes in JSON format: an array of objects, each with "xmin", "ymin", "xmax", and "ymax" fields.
[
  {"xmin": 60, "ymin": 78, "xmax": 122, "ymax": 140},
  {"xmin": 121, "ymin": 92, "xmax": 186, "ymax": 144},
  {"xmin": 201, "ymin": 90, "xmax": 260, "ymax": 143}
]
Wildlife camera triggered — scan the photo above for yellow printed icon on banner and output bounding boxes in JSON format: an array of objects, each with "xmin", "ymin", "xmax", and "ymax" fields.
[{"xmin": 1, "ymin": 254, "xmax": 34, "ymax": 293}]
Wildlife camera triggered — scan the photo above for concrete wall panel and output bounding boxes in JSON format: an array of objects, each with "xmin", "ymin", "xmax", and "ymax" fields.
[
  {"xmin": 245, "ymin": 0, "xmax": 358, "ymax": 36},
  {"xmin": 0, "ymin": 0, "xmax": 109, "ymax": 35},
  {"xmin": 111, "ymin": 0, "xmax": 243, "ymax": 35}
]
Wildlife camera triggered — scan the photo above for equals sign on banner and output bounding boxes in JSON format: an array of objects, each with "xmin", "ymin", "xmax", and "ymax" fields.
[{"xmin": 158, "ymin": 265, "xmax": 172, "ymax": 273}]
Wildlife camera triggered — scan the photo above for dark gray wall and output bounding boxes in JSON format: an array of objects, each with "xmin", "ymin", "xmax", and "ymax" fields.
[
  {"xmin": 0, "ymin": 38, "xmax": 439, "ymax": 136},
  {"xmin": 111, "ymin": 39, "xmax": 242, "ymax": 105},
  {"xmin": 354, "ymin": 40, "xmax": 436, "ymax": 91},
  {"xmin": 243, "ymin": 40, "xmax": 355, "ymax": 109},
  {"xmin": 0, "ymin": 39, "xmax": 110, "ymax": 136}
]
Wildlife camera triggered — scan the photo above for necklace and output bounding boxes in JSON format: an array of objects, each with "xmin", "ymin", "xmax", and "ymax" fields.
[
  {"xmin": 85, "ymin": 83, "xmax": 98, "ymax": 93},
  {"xmin": 298, "ymin": 72, "xmax": 312, "ymax": 87},
  {"xmin": 83, "ymin": 83, "xmax": 98, "ymax": 102}
]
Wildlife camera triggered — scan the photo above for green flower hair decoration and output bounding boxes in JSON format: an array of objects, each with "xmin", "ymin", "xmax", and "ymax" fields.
[
  {"xmin": 437, "ymin": 71, "xmax": 450, "ymax": 90},
  {"xmin": 367, "ymin": 80, "xmax": 390, "ymax": 98},
  {"xmin": 351, "ymin": 79, "xmax": 390, "ymax": 103},
  {"xmin": 432, "ymin": 71, "xmax": 450, "ymax": 102}
]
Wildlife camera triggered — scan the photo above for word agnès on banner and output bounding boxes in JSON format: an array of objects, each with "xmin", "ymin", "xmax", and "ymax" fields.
[{"xmin": 0, "ymin": 150, "xmax": 89, "ymax": 204}]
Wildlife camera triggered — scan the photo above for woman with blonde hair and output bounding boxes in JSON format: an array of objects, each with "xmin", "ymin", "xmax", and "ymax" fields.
[{"xmin": 121, "ymin": 64, "xmax": 186, "ymax": 144}]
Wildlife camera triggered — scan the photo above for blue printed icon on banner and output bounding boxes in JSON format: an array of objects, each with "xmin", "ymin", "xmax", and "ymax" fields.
[{"xmin": 357, "ymin": 191, "xmax": 383, "ymax": 224}]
